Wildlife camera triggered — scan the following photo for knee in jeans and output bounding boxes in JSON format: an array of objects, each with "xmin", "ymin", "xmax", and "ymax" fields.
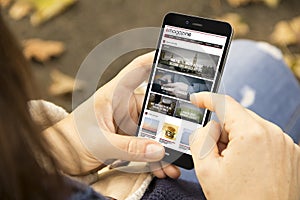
[{"xmin": 256, "ymin": 41, "xmax": 283, "ymax": 60}]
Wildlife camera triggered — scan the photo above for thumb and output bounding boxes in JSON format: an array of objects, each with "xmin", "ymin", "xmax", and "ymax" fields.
[
  {"xmin": 113, "ymin": 51, "xmax": 154, "ymax": 91},
  {"xmin": 107, "ymin": 133, "xmax": 165, "ymax": 162},
  {"xmin": 190, "ymin": 121, "xmax": 221, "ymax": 171}
]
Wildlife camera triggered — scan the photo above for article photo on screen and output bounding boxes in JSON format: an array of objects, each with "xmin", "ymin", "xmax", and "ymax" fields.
[
  {"xmin": 151, "ymin": 68, "xmax": 213, "ymax": 101},
  {"xmin": 158, "ymin": 44, "xmax": 219, "ymax": 80}
]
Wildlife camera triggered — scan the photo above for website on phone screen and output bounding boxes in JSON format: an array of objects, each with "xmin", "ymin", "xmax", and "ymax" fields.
[{"xmin": 137, "ymin": 25, "xmax": 227, "ymax": 155}]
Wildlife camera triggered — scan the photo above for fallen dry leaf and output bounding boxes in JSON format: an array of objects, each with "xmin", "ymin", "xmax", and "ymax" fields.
[
  {"xmin": 227, "ymin": 0, "xmax": 280, "ymax": 8},
  {"xmin": 292, "ymin": 55, "xmax": 300, "ymax": 79},
  {"xmin": 270, "ymin": 16, "xmax": 300, "ymax": 46},
  {"xmin": 294, "ymin": 65, "xmax": 300, "ymax": 79},
  {"xmin": 283, "ymin": 54, "xmax": 300, "ymax": 79},
  {"xmin": 0, "ymin": 0, "xmax": 11, "ymax": 8},
  {"xmin": 263, "ymin": 0, "xmax": 280, "ymax": 8},
  {"xmin": 290, "ymin": 16, "xmax": 300, "ymax": 36},
  {"xmin": 22, "ymin": 38, "xmax": 65, "ymax": 63},
  {"xmin": 9, "ymin": 1, "xmax": 32, "ymax": 20},
  {"xmin": 270, "ymin": 21, "xmax": 297, "ymax": 46},
  {"xmin": 217, "ymin": 13, "xmax": 249, "ymax": 36},
  {"xmin": 6, "ymin": 0, "xmax": 77, "ymax": 26},
  {"xmin": 49, "ymin": 69, "xmax": 84, "ymax": 96},
  {"xmin": 227, "ymin": 0, "xmax": 252, "ymax": 7},
  {"xmin": 283, "ymin": 54, "xmax": 295, "ymax": 69},
  {"xmin": 30, "ymin": 0, "xmax": 77, "ymax": 26}
]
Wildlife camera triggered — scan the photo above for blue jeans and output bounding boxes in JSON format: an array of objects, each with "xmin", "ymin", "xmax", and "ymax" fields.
[{"xmin": 180, "ymin": 39, "xmax": 300, "ymax": 185}]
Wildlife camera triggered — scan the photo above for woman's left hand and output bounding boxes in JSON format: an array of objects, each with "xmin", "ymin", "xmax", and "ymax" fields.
[
  {"xmin": 45, "ymin": 52, "xmax": 180, "ymax": 178},
  {"xmin": 93, "ymin": 52, "xmax": 180, "ymax": 179}
]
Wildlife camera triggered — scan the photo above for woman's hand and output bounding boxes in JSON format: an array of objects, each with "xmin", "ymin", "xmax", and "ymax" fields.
[
  {"xmin": 45, "ymin": 52, "xmax": 180, "ymax": 178},
  {"xmin": 91, "ymin": 51, "xmax": 180, "ymax": 178},
  {"xmin": 189, "ymin": 92, "xmax": 300, "ymax": 200}
]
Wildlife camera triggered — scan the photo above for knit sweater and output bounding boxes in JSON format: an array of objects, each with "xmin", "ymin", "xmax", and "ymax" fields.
[
  {"xmin": 67, "ymin": 176, "xmax": 205, "ymax": 200},
  {"xmin": 142, "ymin": 178, "xmax": 205, "ymax": 200}
]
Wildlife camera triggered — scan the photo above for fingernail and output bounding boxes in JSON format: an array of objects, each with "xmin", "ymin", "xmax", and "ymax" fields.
[
  {"xmin": 199, "ymin": 135, "xmax": 216, "ymax": 160},
  {"xmin": 145, "ymin": 144, "xmax": 165, "ymax": 159},
  {"xmin": 189, "ymin": 93, "xmax": 195, "ymax": 102}
]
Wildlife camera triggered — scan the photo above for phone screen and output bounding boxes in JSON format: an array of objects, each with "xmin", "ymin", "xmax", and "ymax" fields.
[{"xmin": 136, "ymin": 13, "xmax": 232, "ymax": 168}]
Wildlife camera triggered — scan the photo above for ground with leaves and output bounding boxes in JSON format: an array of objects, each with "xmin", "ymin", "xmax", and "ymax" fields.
[{"xmin": 1, "ymin": 0, "xmax": 300, "ymax": 110}]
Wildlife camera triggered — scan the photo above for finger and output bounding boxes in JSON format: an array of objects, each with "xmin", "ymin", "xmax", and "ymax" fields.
[
  {"xmin": 133, "ymin": 93, "xmax": 145, "ymax": 114},
  {"xmin": 113, "ymin": 51, "xmax": 154, "ymax": 91},
  {"xmin": 109, "ymin": 52, "xmax": 154, "ymax": 135},
  {"xmin": 133, "ymin": 81, "xmax": 147, "ymax": 95},
  {"xmin": 217, "ymin": 125, "xmax": 229, "ymax": 147},
  {"xmin": 160, "ymin": 162, "xmax": 181, "ymax": 179},
  {"xmin": 107, "ymin": 134, "xmax": 165, "ymax": 162},
  {"xmin": 190, "ymin": 92, "xmax": 253, "ymax": 134},
  {"xmin": 190, "ymin": 121, "xmax": 221, "ymax": 171},
  {"xmin": 150, "ymin": 162, "xmax": 180, "ymax": 179},
  {"xmin": 150, "ymin": 162, "xmax": 166, "ymax": 179}
]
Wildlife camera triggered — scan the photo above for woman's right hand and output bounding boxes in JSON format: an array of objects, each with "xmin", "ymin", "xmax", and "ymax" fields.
[{"xmin": 189, "ymin": 92, "xmax": 300, "ymax": 200}]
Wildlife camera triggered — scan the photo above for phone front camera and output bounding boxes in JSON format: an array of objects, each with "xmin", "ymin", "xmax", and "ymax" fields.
[{"xmin": 185, "ymin": 20, "xmax": 189, "ymax": 25}]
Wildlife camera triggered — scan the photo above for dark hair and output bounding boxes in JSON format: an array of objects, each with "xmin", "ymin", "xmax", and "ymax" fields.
[{"xmin": 0, "ymin": 12, "xmax": 71, "ymax": 199}]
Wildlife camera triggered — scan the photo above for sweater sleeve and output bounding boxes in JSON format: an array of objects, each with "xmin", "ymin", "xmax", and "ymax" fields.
[{"xmin": 28, "ymin": 100, "xmax": 69, "ymax": 129}]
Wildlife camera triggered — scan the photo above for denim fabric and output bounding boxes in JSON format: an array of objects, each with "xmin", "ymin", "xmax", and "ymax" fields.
[
  {"xmin": 180, "ymin": 39, "xmax": 300, "ymax": 187},
  {"xmin": 221, "ymin": 40, "xmax": 300, "ymax": 143}
]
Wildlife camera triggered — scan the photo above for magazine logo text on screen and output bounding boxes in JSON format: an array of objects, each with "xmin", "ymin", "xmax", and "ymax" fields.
[{"xmin": 166, "ymin": 28, "xmax": 191, "ymax": 37}]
